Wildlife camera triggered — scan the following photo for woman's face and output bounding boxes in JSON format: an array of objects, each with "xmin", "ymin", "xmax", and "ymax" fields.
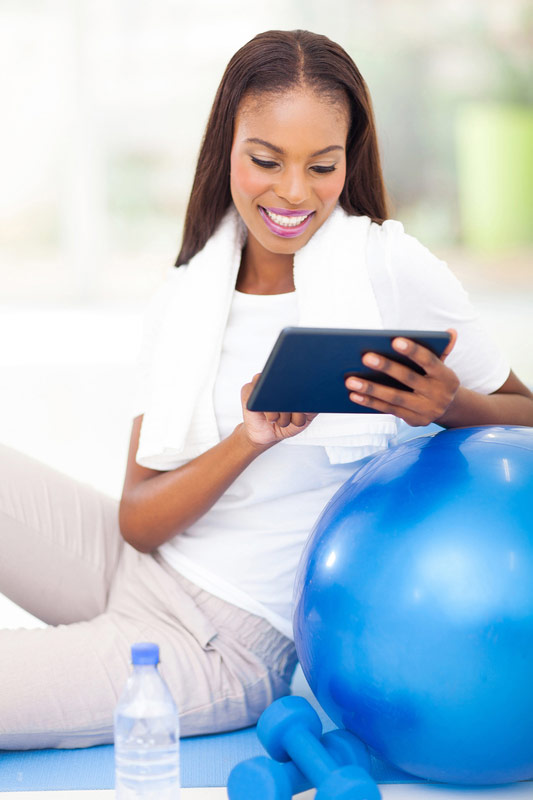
[{"xmin": 230, "ymin": 87, "xmax": 350, "ymax": 258}]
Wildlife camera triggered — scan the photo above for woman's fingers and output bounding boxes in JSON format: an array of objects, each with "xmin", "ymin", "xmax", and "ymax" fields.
[
  {"xmin": 346, "ymin": 382, "xmax": 442, "ymax": 427},
  {"xmin": 347, "ymin": 391, "xmax": 421, "ymax": 426},
  {"xmin": 265, "ymin": 411, "xmax": 308, "ymax": 427},
  {"xmin": 242, "ymin": 375, "xmax": 312, "ymax": 432},
  {"xmin": 441, "ymin": 328, "xmax": 457, "ymax": 359},
  {"xmin": 354, "ymin": 336, "xmax": 455, "ymax": 397},
  {"xmin": 390, "ymin": 338, "xmax": 441, "ymax": 376},
  {"xmin": 241, "ymin": 374, "xmax": 317, "ymax": 446},
  {"xmin": 361, "ymin": 352, "xmax": 427, "ymax": 395},
  {"xmin": 290, "ymin": 412, "xmax": 309, "ymax": 428},
  {"xmin": 345, "ymin": 337, "xmax": 460, "ymax": 426},
  {"xmin": 390, "ymin": 331, "xmax": 457, "ymax": 369},
  {"xmin": 241, "ymin": 373, "xmax": 261, "ymax": 402},
  {"xmin": 346, "ymin": 376, "xmax": 425, "ymax": 414}
]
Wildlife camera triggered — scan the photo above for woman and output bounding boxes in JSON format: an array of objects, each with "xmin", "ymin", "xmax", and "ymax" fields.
[{"xmin": 1, "ymin": 29, "xmax": 532, "ymax": 749}]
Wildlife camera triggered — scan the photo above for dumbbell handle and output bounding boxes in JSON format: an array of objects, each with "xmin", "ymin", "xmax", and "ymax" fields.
[
  {"xmin": 276, "ymin": 758, "xmax": 309, "ymax": 797},
  {"xmin": 281, "ymin": 723, "xmax": 338, "ymax": 788}
]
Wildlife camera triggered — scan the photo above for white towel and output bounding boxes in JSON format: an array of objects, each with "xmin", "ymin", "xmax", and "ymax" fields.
[{"xmin": 137, "ymin": 205, "xmax": 398, "ymax": 469}]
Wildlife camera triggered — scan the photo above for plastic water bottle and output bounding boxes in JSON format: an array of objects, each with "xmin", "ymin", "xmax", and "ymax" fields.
[{"xmin": 114, "ymin": 642, "xmax": 180, "ymax": 799}]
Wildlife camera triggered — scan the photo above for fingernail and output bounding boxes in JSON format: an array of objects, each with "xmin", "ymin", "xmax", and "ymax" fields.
[
  {"xmin": 395, "ymin": 339, "xmax": 408, "ymax": 350},
  {"xmin": 351, "ymin": 393, "xmax": 364, "ymax": 403},
  {"xmin": 365, "ymin": 355, "xmax": 380, "ymax": 366},
  {"xmin": 348, "ymin": 378, "xmax": 363, "ymax": 390}
]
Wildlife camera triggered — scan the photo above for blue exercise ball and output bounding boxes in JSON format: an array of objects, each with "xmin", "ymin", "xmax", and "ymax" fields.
[{"xmin": 293, "ymin": 426, "xmax": 533, "ymax": 785}]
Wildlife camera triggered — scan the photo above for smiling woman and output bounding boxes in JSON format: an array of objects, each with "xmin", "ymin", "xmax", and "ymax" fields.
[{"xmin": 1, "ymin": 28, "xmax": 532, "ymax": 753}]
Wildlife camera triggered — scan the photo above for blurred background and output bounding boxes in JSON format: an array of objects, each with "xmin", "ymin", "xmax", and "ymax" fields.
[{"xmin": 0, "ymin": 0, "xmax": 532, "ymax": 627}]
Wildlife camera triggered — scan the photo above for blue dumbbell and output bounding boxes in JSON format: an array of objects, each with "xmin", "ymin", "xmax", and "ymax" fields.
[
  {"xmin": 259, "ymin": 696, "xmax": 380, "ymax": 800},
  {"xmin": 228, "ymin": 728, "xmax": 372, "ymax": 800},
  {"xmin": 229, "ymin": 696, "xmax": 381, "ymax": 799}
]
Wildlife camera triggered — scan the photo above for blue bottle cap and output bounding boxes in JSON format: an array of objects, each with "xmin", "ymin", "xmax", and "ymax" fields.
[{"xmin": 131, "ymin": 642, "xmax": 160, "ymax": 665}]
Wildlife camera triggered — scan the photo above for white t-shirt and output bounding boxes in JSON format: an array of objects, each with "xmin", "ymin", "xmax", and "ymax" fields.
[{"xmin": 135, "ymin": 219, "xmax": 510, "ymax": 639}]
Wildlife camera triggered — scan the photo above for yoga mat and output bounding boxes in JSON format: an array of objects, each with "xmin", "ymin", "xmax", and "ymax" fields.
[{"xmin": 0, "ymin": 729, "xmax": 421, "ymax": 792}]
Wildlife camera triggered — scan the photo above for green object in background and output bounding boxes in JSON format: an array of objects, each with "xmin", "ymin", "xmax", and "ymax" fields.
[{"xmin": 456, "ymin": 103, "xmax": 533, "ymax": 252}]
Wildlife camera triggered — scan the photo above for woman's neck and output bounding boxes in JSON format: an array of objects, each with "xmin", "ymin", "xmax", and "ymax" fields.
[{"xmin": 236, "ymin": 240, "xmax": 295, "ymax": 295}]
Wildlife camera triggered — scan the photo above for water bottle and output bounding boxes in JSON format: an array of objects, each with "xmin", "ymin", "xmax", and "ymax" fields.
[{"xmin": 114, "ymin": 642, "xmax": 180, "ymax": 799}]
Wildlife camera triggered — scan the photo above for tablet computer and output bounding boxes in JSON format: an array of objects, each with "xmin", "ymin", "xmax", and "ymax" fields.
[{"xmin": 246, "ymin": 327, "xmax": 451, "ymax": 414}]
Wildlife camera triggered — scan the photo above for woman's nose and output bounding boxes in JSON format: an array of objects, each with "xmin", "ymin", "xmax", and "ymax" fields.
[{"xmin": 274, "ymin": 168, "xmax": 309, "ymax": 206}]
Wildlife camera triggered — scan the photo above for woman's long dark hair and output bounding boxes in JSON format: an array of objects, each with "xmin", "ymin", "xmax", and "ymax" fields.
[{"xmin": 175, "ymin": 29, "xmax": 389, "ymax": 267}]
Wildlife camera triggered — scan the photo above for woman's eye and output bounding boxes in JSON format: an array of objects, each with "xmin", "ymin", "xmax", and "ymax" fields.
[
  {"xmin": 251, "ymin": 157, "xmax": 278, "ymax": 169},
  {"xmin": 250, "ymin": 157, "xmax": 336, "ymax": 173},
  {"xmin": 312, "ymin": 165, "xmax": 337, "ymax": 174}
]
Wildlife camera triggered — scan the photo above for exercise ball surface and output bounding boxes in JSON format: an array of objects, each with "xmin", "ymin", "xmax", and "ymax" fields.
[{"xmin": 293, "ymin": 426, "xmax": 533, "ymax": 785}]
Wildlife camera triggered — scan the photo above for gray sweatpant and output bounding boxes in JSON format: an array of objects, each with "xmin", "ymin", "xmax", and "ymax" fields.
[{"xmin": 0, "ymin": 444, "xmax": 297, "ymax": 750}]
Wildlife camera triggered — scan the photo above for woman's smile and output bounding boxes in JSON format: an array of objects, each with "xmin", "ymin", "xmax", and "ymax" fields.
[
  {"xmin": 229, "ymin": 87, "xmax": 349, "ymax": 268},
  {"xmin": 258, "ymin": 206, "xmax": 316, "ymax": 237}
]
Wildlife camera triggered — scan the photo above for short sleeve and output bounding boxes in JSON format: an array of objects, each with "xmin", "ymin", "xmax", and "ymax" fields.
[{"xmin": 367, "ymin": 220, "xmax": 510, "ymax": 395}]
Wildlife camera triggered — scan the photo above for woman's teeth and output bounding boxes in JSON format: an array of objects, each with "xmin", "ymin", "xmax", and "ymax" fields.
[{"xmin": 263, "ymin": 208, "xmax": 310, "ymax": 227}]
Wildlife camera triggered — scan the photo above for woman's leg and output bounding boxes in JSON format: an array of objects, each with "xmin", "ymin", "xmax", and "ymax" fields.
[
  {"xmin": 0, "ymin": 543, "xmax": 297, "ymax": 749},
  {"xmin": 107, "ymin": 549, "xmax": 298, "ymax": 737},
  {"xmin": 0, "ymin": 444, "xmax": 123, "ymax": 623},
  {"xmin": 0, "ymin": 614, "xmax": 132, "ymax": 749}
]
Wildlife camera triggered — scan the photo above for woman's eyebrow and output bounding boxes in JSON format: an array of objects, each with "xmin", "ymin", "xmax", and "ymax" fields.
[
  {"xmin": 244, "ymin": 137, "xmax": 344, "ymax": 157},
  {"xmin": 311, "ymin": 144, "xmax": 344, "ymax": 157},
  {"xmin": 245, "ymin": 137, "xmax": 284, "ymax": 153}
]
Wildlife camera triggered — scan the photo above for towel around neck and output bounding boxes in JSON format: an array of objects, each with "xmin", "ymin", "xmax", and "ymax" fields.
[{"xmin": 136, "ymin": 204, "xmax": 399, "ymax": 469}]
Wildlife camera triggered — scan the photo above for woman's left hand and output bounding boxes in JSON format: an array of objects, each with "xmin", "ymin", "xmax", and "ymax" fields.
[{"xmin": 344, "ymin": 329, "xmax": 460, "ymax": 427}]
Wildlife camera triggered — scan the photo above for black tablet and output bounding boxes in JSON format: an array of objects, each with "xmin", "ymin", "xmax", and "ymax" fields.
[{"xmin": 246, "ymin": 327, "xmax": 451, "ymax": 414}]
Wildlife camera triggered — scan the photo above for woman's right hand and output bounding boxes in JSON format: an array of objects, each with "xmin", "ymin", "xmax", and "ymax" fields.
[{"xmin": 240, "ymin": 374, "xmax": 317, "ymax": 447}]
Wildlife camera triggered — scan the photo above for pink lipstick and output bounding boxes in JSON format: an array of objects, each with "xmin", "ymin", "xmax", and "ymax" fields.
[{"xmin": 258, "ymin": 206, "xmax": 315, "ymax": 238}]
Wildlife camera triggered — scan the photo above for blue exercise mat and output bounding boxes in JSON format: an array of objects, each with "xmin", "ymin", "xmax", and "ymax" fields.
[{"xmin": 0, "ymin": 729, "xmax": 421, "ymax": 791}]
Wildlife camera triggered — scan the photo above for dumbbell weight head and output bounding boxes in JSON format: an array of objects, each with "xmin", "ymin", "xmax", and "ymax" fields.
[
  {"xmin": 227, "ymin": 756, "xmax": 294, "ymax": 800},
  {"xmin": 257, "ymin": 695, "xmax": 323, "ymax": 762},
  {"xmin": 315, "ymin": 765, "xmax": 382, "ymax": 800}
]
